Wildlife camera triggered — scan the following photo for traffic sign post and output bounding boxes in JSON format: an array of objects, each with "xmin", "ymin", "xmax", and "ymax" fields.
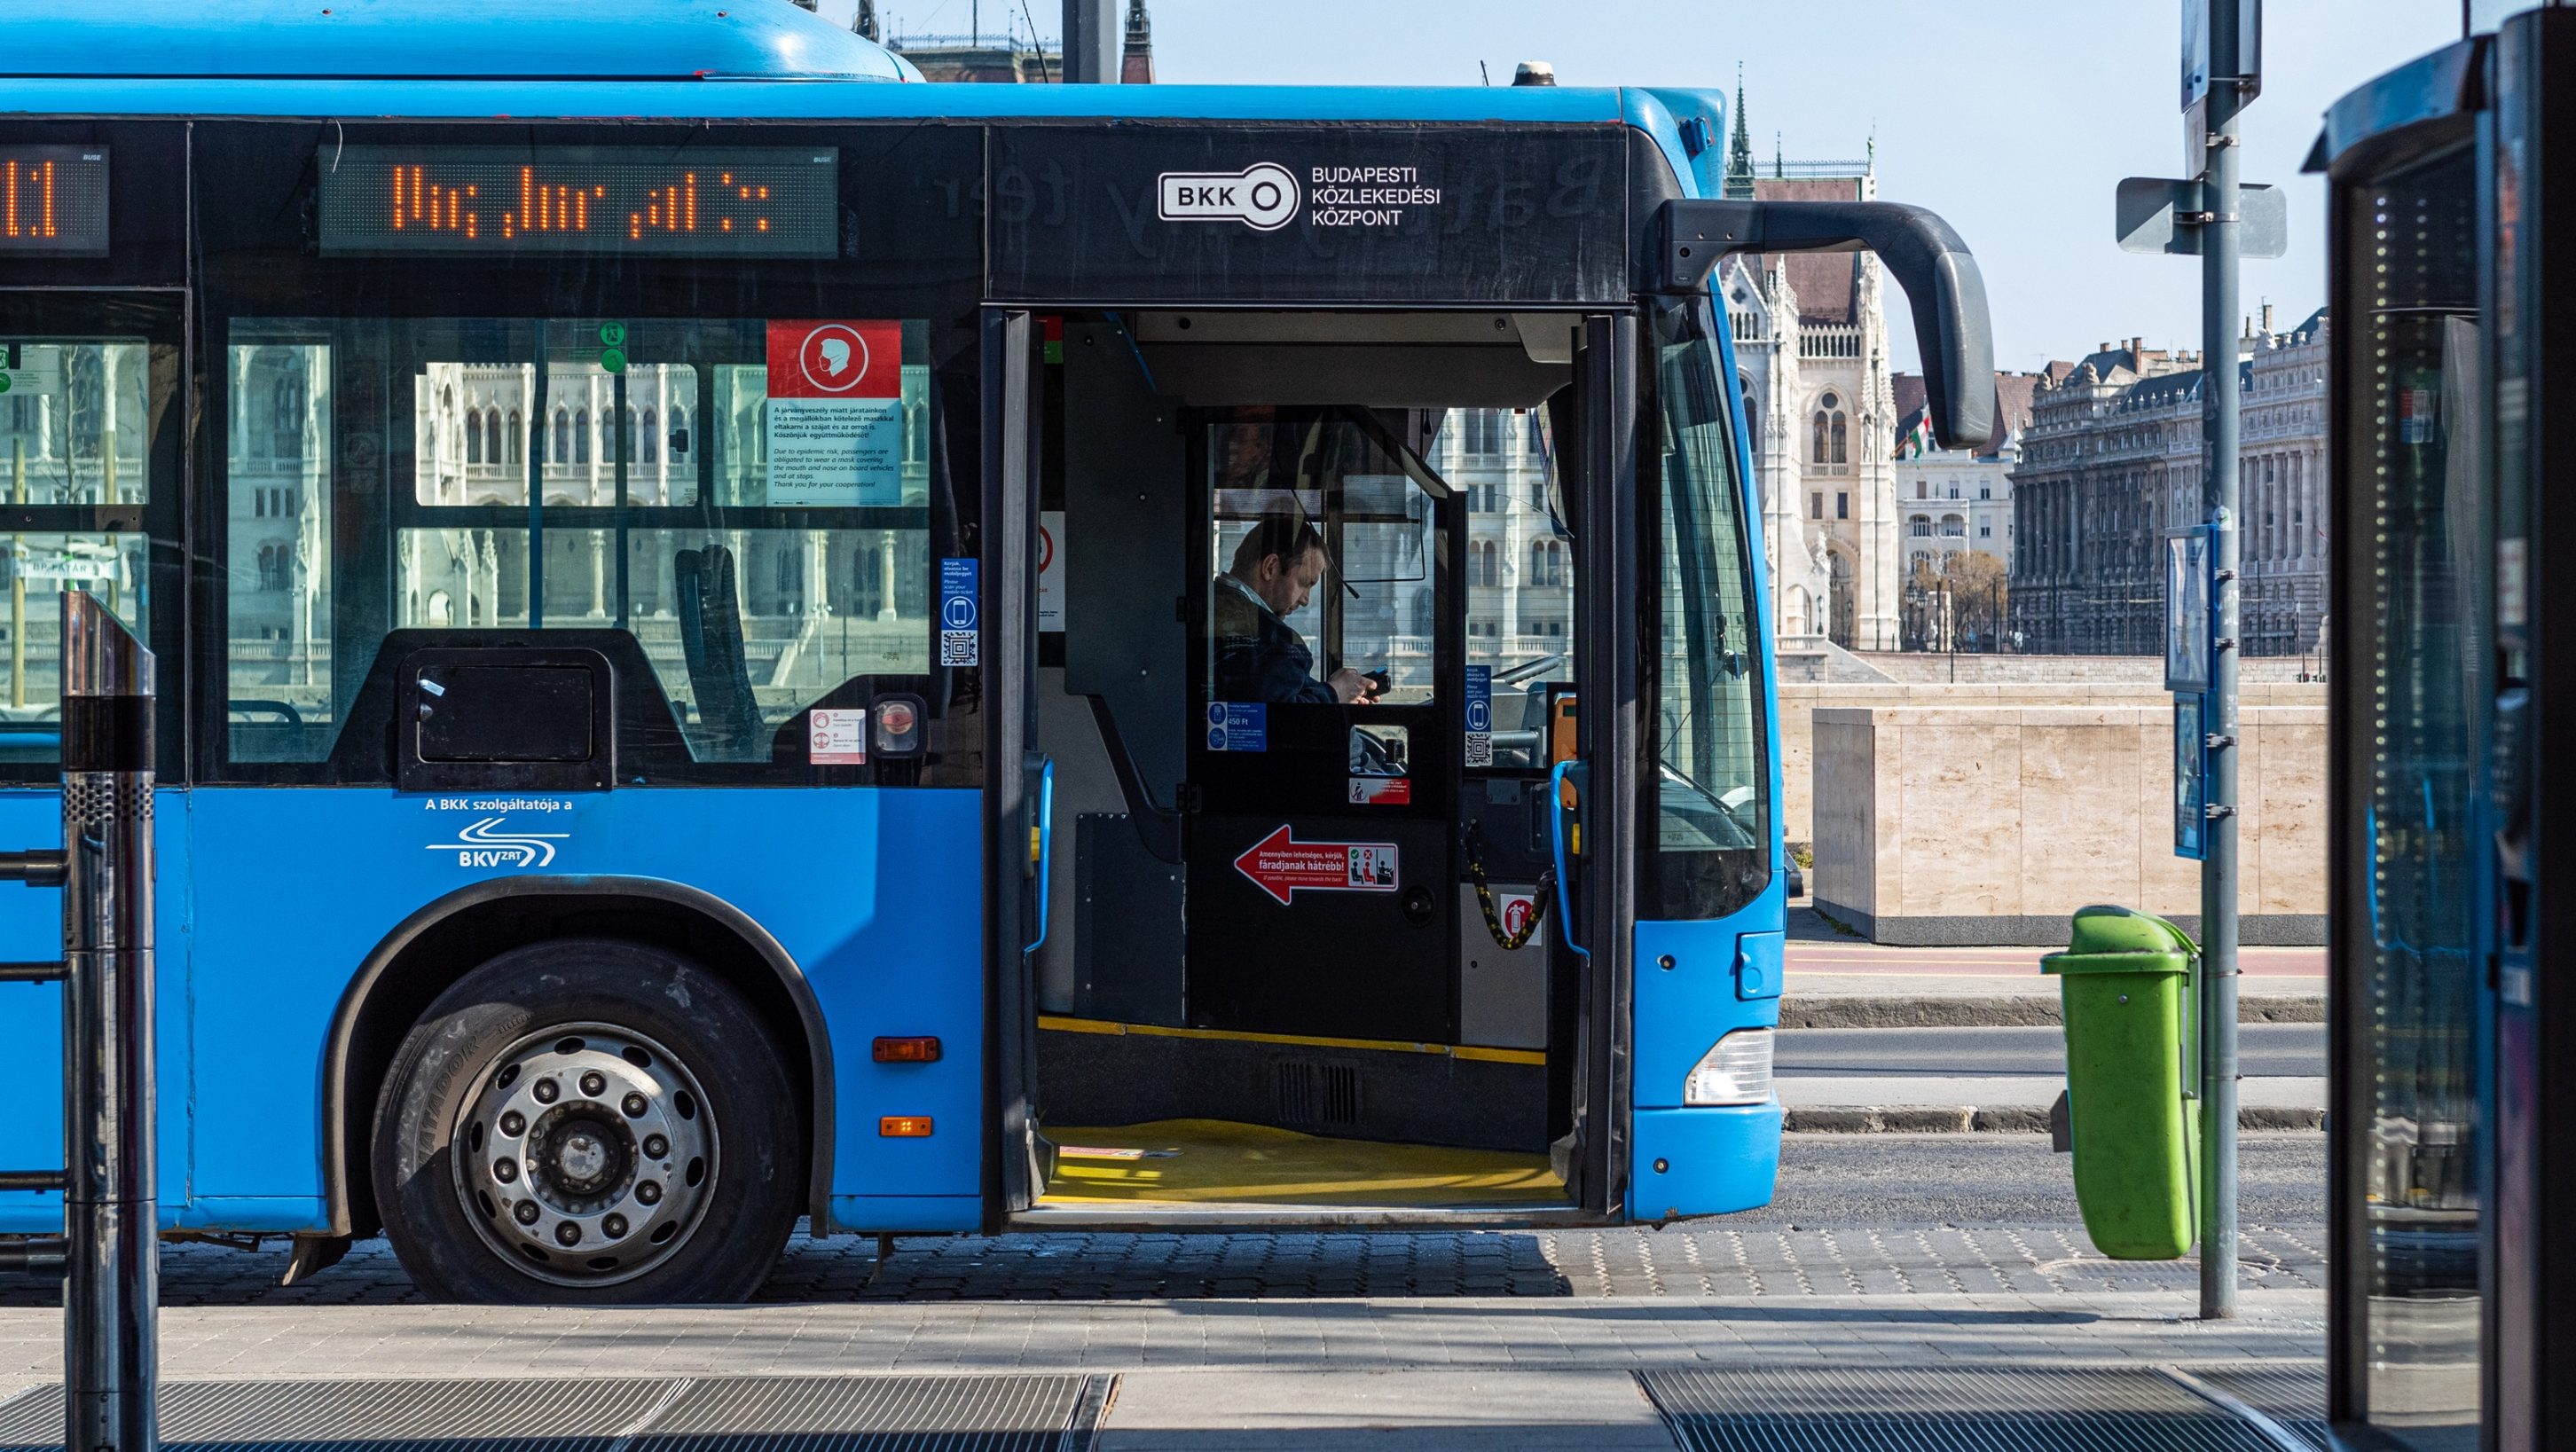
[{"xmin": 2123, "ymin": 0, "xmax": 2261, "ymax": 1322}]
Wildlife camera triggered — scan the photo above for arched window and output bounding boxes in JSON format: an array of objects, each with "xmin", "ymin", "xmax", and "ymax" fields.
[
  {"xmin": 506, "ymin": 411, "xmax": 522, "ymax": 467},
  {"xmin": 774, "ymin": 545, "xmax": 804, "ymax": 604},
  {"xmin": 573, "ymin": 410, "xmax": 590, "ymax": 466},
  {"xmin": 1830, "ymin": 412, "xmax": 1849, "ymax": 464},
  {"xmin": 484, "ymin": 410, "xmax": 502, "ymax": 467},
  {"xmin": 640, "ymin": 408, "xmax": 659, "ymax": 464},
  {"xmin": 1528, "ymin": 538, "xmax": 1565, "ymax": 587},
  {"xmin": 465, "ymin": 408, "xmax": 484, "ymax": 465},
  {"xmin": 1940, "ymin": 514, "xmax": 1966, "ymax": 538},
  {"xmin": 271, "ymin": 367, "xmax": 306, "ymax": 460},
  {"xmin": 851, "ymin": 543, "xmax": 885, "ymax": 617},
  {"xmin": 552, "ymin": 409, "xmax": 571, "ymax": 465},
  {"xmin": 1810, "ymin": 411, "xmax": 1830, "ymax": 464},
  {"xmin": 1909, "ymin": 514, "xmax": 1932, "ymax": 538},
  {"xmin": 668, "ymin": 406, "xmax": 689, "ymax": 459},
  {"xmin": 604, "ymin": 408, "xmax": 621, "ymax": 463}
]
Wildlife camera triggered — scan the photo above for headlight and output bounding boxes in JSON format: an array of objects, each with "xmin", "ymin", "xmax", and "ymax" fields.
[{"xmin": 1685, "ymin": 1027, "xmax": 1774, "ymax": 1106}]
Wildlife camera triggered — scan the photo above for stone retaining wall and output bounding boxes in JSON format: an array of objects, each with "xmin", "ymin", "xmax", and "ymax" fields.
[{"xmin": 1810, "ymin": 703, "xmax": 2326, "ymax": 946}]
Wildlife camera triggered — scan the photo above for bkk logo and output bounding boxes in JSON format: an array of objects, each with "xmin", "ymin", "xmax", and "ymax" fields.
[
  {"xmin": 427, "ymin": 816, "xmax": 570, "ymax": 868},
  {"xmin": 1158, "ymin": 162, "xmax": 1300, "ymax": 232}
]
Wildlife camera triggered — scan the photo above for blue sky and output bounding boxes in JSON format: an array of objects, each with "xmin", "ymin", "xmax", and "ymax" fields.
[{"xmin": 830, "ymin": 0, "xmax": 2463, "ymax": 374}]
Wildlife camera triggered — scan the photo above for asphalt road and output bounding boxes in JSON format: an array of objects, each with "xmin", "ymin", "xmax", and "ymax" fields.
[
  {"xmin": 1760, "ymin": 1127, "xmax": 2325, "ymax": 1228},
  {"xmin": 1779, "ymin": 1023, "xmax": 2325, "ymax": 1079}
]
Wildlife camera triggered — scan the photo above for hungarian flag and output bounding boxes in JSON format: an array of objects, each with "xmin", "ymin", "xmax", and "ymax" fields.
[{"xmin": 1898, "ymin": 407, "xmax": 1934, "ymax": 459}]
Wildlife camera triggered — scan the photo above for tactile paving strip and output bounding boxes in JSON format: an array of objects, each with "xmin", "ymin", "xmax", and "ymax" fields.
[
  {"xmin": 1638, "ymin": 1364, "xmax": 2290, "ymax": 1452},
  {"xmin": 0, "ymin": 1374, "xmax": 1112, "ymax": 1452}
]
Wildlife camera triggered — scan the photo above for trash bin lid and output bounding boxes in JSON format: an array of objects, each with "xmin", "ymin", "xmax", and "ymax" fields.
[{"xmin": 2040, "ymin": 905, "xmax": 2198, "ymax": 975}]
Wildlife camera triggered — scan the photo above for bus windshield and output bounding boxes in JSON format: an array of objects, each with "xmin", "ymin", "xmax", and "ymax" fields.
[{"xmin": 1645, "ymin": 299, "xmax": 1771, "ymax": 918}]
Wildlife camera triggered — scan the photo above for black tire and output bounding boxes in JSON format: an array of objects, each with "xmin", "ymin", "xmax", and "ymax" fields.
[{"xmin": 372, "ymin": 938, "xmax": 802, "ymax": 1304}]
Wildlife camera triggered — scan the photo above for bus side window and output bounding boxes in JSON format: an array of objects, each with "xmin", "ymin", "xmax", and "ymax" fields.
[{"xmin": 224, "ymin": 334, "xmax": 334, "ymax": 764}]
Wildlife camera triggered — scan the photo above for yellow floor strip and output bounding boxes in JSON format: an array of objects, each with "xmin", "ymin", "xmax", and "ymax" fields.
[
  {"xmin": 1039, "ymin": 1118, "xmax": 1566, "ymax": 1208},
  {"xmin": 1037, "ymin": 1016, "xmax": 1545, "ymax": 1067}
]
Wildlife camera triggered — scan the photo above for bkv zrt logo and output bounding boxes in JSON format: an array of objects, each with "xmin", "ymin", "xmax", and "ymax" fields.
[
  {"xmin": 1158, "ymin": 162, "xmax": 1300, "ymax": 232},
  {"xmin": 427, "ymin": 817, "xmax": 569, "ymax": 868}
]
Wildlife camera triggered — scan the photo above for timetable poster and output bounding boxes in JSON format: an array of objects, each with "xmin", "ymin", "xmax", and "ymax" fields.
[{"xmin": 765, "ymin": 320, "xmax": 903, "ymax": 507}]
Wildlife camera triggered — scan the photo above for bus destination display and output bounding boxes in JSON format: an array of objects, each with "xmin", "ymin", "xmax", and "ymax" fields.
[
  {"xmin": 0, "ymin": 147, "xmax": 110, "ymax": 257},
  {"xmin": 318, "ymin": 146, "xmax": 837, "ymax": 258}
]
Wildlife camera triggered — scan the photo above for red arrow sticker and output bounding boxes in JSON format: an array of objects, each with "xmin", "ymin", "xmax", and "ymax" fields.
[{"xmin": 1232, "ymin": 824, "xmax": 1401, "ymax": 907}]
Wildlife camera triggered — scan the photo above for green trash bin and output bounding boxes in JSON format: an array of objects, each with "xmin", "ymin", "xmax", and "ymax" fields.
[{"xmin": 2041, "ymin": 905, "xmax": 2200, "ymax": 1260}]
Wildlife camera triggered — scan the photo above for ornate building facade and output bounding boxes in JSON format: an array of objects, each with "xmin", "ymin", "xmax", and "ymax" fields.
[
  {"xmin": 2008, "ymin": 309, "xmax": 2329, "ymax": 656},
  {"xmin": 860, "ymin": 1, "xmax": 1155, "ymax": 83},
  {"xmin": 1716, "ymin": 90, "xmax": 1900, "ymax": 649},
  {"xmin": 1892, "ymin": 371, "xmax": 2039, "ymax": 577}
]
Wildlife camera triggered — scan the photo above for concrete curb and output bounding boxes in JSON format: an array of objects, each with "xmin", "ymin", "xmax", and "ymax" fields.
[
  {"xmin": 1785, "ymin": 1105, "xmax": 2326, "ymax": 1134},
  {"xmin": 1780, "ymin": 994, "xmax": 2325, "ymax": 1030}
]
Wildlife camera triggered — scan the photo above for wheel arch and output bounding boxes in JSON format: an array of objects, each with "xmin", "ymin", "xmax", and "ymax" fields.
[{"xmin": 321, "ymin": 875, "xmax": 836, "ymax": 1240}]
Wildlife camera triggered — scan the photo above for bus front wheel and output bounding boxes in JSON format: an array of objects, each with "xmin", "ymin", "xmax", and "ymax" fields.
[{"xmin": 372, "ymin": 938, "xmax": 803, "ymax": 1304}]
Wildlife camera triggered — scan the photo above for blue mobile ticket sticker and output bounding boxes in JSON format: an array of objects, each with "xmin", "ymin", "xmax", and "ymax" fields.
[
  {"xmin": 938, "ymin": 557, "xmax": 979, "ymax": 666},
  {"xmin": 1463, "ymin": 664, "xmax": 1492, "ymax": 767},
  {"xmin": 1205, "ymin": 701, "xmax": 1267, "ymax": 752}
]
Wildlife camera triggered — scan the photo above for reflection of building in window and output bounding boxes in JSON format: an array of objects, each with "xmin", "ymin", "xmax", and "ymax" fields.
[{"xmin": 1437, "ymin": 406, "xmax": 1574, "ymax": 695}]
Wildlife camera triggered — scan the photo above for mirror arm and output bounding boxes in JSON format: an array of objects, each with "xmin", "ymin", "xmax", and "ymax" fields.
[{"xmin": 1653, "ymin": 199, "xmax": 1999, "ymax": 452}]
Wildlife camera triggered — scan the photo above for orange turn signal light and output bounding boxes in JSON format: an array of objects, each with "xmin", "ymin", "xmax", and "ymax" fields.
[
  {"xmin": 879, "ymin": 1116, "xmax": 935, "ymax": 1138},
  {"xmin": 872, "ymin": 1036, "xmax": 943, "ymax": 1063}
]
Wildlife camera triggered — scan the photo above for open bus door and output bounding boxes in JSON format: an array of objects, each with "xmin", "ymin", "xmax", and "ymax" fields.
[
  {"xmin": 983, "ymin": 297, "xmax": 1639, "ymax": 1222},
  {"xmin": 983, "ymin": 307, "xmax": 1048, "ymax": 1219},
  {"xmin": 1556, "ymin": 313, "xmax": 1639, "ymax": 1216}
]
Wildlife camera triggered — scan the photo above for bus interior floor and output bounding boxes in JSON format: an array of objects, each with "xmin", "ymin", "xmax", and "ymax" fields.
[{"xmin": 1035, "ymin": 1119, "xmax": 1567, "ymax": 1209}]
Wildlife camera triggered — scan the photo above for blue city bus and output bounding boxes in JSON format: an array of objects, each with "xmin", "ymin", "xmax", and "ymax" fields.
[{"xmin": 0, "ymin": 0, "xmax": 1992, "ymax": 1302}]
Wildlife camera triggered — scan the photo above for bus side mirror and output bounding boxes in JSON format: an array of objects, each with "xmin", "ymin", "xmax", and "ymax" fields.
[{"xmin": 1653, "ymin": 199, "xmax": 1999, "ymax": 451}]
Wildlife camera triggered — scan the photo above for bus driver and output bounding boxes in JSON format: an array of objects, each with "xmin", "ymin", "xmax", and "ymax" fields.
[{"xmin": 1213, "ymin": 514, "xmax": 1375, "ymax": 705}]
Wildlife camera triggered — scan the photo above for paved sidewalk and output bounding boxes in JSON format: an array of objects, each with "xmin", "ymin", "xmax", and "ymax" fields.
[
  {"xmin": 0, "ymin": 1290, "xmax": 2325, "ymax": 1397},
  {"xmin": 0, "ymin": 1292, "xmax": 2330, "ymax": 1450}
]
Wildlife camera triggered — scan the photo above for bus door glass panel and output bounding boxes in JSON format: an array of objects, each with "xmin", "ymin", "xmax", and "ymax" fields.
[
  {"xmin": 222, "ymin": 317, "xmax": 937, "ymax": 774},
  {"xmin": 0, "ymin": 320, "xmax": 163, "ymax": 768},
  {"xmin": 1643, "ymin": 303, "xmax": 1767, "ymax": 919},
  {"xmin": 1185, "ymin": 407, "xmax": 1457, "ymax": 1044},
  {"xmin": 1442, "ymin": 405, "xmax": 1573, "ymax": 768},
  {"xmin": 2336, "ymin": 145, "xmax": 2482, "ymax": 1443},
  {"xmin": 1439, "ymin": 404, "xmax": 1572, "ymax": 1055}
]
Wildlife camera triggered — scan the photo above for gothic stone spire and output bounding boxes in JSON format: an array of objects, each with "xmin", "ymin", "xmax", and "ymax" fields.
[
  {"xmin": 1723, "ymin": 62, "xmax": 1755, "ymax": 200},
  {"xmin": 852, "ymin": 0, "xmax": 879, "ymax": 42},
  {"xmin": 1121, "ymin": 0, "xmax": 1155, "ymax": 84}
]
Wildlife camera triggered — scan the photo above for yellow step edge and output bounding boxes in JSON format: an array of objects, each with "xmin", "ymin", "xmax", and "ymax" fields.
[{"xmin": 1036, "ymin": 1015, "xmax": 1545, "ymax": 1066}]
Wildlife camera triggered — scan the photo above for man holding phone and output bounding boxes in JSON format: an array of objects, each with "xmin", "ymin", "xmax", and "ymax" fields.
[{"xmin": 1211, "ymin": 512, "xmax": 1378, "ymax": 705}]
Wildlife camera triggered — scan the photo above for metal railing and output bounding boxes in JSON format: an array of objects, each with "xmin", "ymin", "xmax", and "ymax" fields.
[{"xmin": 0, "ymin": 591, "xmax": 160, "ymax": 1452}]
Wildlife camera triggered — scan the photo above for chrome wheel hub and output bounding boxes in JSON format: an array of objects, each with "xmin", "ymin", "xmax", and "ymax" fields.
[{"xmin": 452, "ymin": 1024, "xmax": 717, "ymax": 1287}]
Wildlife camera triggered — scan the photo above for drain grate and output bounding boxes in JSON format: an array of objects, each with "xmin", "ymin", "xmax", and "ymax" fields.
[
  {"xmin": 645, "ymin": 1375, "xmax": 1108, "ymax": 1452},
  {"xmin": 1639, "ymin": 1365, "xmax": 2291, "ymax": 1452},
  {"xmin": 2189, "ymin": 1363, "xmax": 2330, "ymax": 1452},
  {"xmin": 0, "ymin": 1375, "xmax": 1111, "ymax": 1452}
]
